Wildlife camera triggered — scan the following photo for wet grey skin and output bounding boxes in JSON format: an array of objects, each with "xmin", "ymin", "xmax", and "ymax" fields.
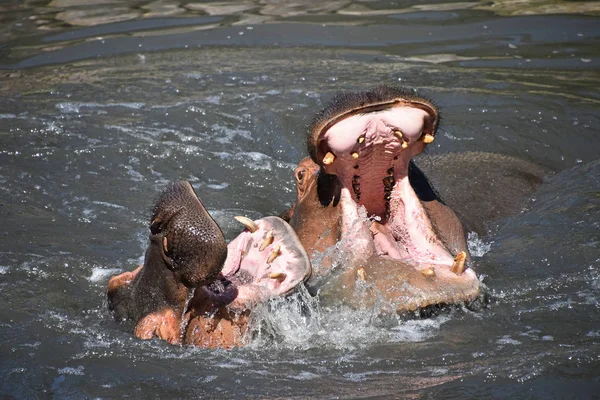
[{"xmin": 107, "ymin": 181, "xmax": 227, "ymax": 327}]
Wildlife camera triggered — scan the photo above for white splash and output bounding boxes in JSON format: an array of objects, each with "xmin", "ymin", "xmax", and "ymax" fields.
[
  {"xmin": 467, "ymin": 231, "xmax": 492, "ymax": 257},
  {"xmin": 88, "ymin": 267, "xmax": 122, "ymax": 282}
]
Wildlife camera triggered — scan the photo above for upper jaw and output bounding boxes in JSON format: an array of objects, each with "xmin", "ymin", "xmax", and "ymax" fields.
[
  {"xmin": 307, "ymin": 96, "xmax": 475, "ymax": 280},
  {"xmin": 307, "ymin": 86, "xmax": 439, "ymax": 166},
  {"xmin": 313, "ymin": 102, "xmax": 438, "ymax": 223}
]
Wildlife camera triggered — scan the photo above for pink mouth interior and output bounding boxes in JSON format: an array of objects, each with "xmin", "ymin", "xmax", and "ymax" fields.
[
  {"xmin": 207, "ymin": 216, "xmax": 311, "ymax": 310},
  {"xmin": 318, "ymin": 106, "xmax": 473, "ymax": 276}
]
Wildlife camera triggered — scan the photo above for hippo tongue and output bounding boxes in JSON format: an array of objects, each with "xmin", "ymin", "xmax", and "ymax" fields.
[{"xmin": 206, "ymin": 216, "xmax": 311, "ymax": 310}]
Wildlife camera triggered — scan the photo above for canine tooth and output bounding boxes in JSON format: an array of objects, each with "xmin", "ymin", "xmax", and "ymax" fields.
[
  {"xmin": 268, "ymin": 272, "xmax": 286, "ymax": 282},
  {"xmin": 357, "ymin": 268, "xmax": 367, "ymax": 281},
  {"xmin": 234, "ymin": 216, "xmax": 258, "ymax": 233},
  {"xmin": 266, "ymin": 245, "xmax": 281, "ymax": 264},
  {"xmin": 358, "ymin": 136, "xmax": 365, "ymax": 144},
  {"xmin": 163, "ymin": 236, "xmax": 168, "ymax": 253},
  {"xmin": 450, "ymin": 251, "xmax": 467, "ymax": 275},
  {"xmin": 422, "ymin": 267, "xmax": 436, "ymax": 277},
  {"xmin": 351, "ymin": 152, "xmax": 359, "ymax": 159},
  {"xmin": 423, "ymin": 133, "xmax": 435, "ymax": 144},
  {"xmin": 393, "ymin": 129, "xmax": 403, "ymax": 139},
  {"xmin": 323, "ymin": 152, "xmax": 336, "ymax": 165},
  {"xmin": 401, "ymin": 141, "xmax": 409, "ymax": 149},
  {"xmin": 259, "ymin": 230, "xmax": 274, "ymax": 251}
]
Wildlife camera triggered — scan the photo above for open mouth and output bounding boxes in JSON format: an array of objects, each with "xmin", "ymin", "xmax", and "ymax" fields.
[
  {"xmin": 308, "ymin": 87, "xmax": 480, "ymax": 308},
  {"xmin": 203, "ymin": 216, "xmax": 312, "ymax": 311}
]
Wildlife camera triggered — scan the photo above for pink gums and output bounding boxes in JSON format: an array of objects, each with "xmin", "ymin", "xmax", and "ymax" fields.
[{"xmin": 320, "ymin": 106, "xmax": 456, "ymax": 269}]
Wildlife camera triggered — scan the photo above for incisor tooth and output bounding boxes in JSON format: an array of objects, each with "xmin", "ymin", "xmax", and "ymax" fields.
[
  {"xmin": 267, "ymin": 244, "xmax": 281, "ymax": 264},
  {"xmin": 450, "ymin": 251, "xmax": 467, "ymax": 275},
  {"xmin": 358, "ymin": 136, "xmax": 365, "ymax": 144},
  {"xmin": 163, "ymin": 236, "xmax": 168, "ymax": 253},
  {"xmin": 323, "ymin": 152, "xmax": 335, "ymax": 165},
  {"xmin": 357, "ymin": 268, "xmax": 367, "ymax": 281},
  {"xmin": 234, "ymin": 216, "xmax": 258, "ymax": 233},
  {"xmin": 393, "ymin": 129, "xmax": 403, "ymax": 139},
  {"xmin": 259, "ymin": 230, "xmax": 274, "ymax": 251},
  {"xmin": 268, "ymin": 272, "xmax": 286, "ymax": 282},
  {"xmin": 422, "ymin": 267, "xmax": 436, "ymax": 277},
  {"xmin": 351, "ymin": 152, "xmax": 359, "ymax": 159},
  {"xmin": 423, "ymin": 133, "xmax": 435, "ymax": 144},
  {"xmin": 401, "ymin": 141, "xmax": 409, "ymax": 149}
]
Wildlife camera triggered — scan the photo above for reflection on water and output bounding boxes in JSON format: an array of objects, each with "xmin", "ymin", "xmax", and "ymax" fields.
[{"xmin": 0, "ymin": 0, "xmax": 599, "ymax": 398}]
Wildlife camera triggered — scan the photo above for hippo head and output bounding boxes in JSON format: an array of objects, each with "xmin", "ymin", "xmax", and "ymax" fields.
[
  {"xmin": 107, "ymin": 181, "xmax": 311, "ymax": 347},
  {"xmin": 288, "ymin": 86, "xmax": 481, "ymax": 313}
]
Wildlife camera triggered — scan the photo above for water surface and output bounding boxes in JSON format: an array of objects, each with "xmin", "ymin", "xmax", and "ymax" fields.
[{"xmin": 1, "ymin": 1, "xmax": 599, "ymax": 398}]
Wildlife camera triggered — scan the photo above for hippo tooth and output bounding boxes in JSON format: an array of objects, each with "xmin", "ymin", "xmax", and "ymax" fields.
[
  {"xmin": 234, "ymin": 216, "xmax": 258, "ymax": 233},
  {"xmin": 450, "ymin": 251, "xmax": 467, "ymax": 275},
  {"xmin": 268, "ymin": 272, "xmax": 286, "ymax": 282},
  {"xmin": 266, "ymin": 245, "xmax": 281, "ymax": 264},
  {"xmin": 357, "ymin": 268, "xmax": 367, "ymax": 281},
  {"xmin": 423, "ymin": 133, "xmax": 435, "ymax": 144},
  {"xmin": 393, "ymin": 129, "xmax": 403, "ymax": 139},
  {"xmin": 323, "ymin": 152, "xmax": 336, "ymax": 165},
  {"xmin": 358, "ymin": 136, "xmax": 365, "ymax": 144},
  {"xmin": 351, "ymin": 152, "xmax": 359, "ymax": 159},
  {"xmin": 422, "ymin": 267, "xmax": 436, "ymax": 277},
  {"xmin": 162, "ymin": 236, "xmax": 168, "ymax": 253},
  {"xmin": 259, "ymin": 230, "xmax": 274, "ymax": 251},
  {"xmin": 401, "ymin": 140, "xmax": 409, "ymax": 149}
]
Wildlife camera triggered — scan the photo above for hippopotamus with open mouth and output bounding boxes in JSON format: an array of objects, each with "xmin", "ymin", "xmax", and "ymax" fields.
[
  {"xmin": 107, "ymin": 85, "xmax": 544, "ymax": 347},
  {"xmin": 107, "ymin": 181, "xmax": 310, "ymax": 348}
]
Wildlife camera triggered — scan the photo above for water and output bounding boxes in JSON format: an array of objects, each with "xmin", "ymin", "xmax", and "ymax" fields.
[{"xmin": 1, "ymin": 1, "xmax": 599, "ymax": 398}]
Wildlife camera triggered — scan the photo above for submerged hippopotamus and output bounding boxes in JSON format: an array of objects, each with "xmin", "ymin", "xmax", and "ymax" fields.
[
  {"xmin": 107, "ymin": 86, "xmax": 544, "ymax": 346},
  {"xmin": 107, "ymin": 181, "xmax": 311, "ymax": 348}
]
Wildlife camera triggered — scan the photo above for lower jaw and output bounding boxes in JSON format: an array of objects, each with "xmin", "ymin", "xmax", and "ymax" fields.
[{"xmin": 340, "ymin": 178, "xmax": 457, "ymax": 265}]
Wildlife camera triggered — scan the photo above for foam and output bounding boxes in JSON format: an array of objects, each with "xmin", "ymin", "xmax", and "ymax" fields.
[{"xmin": 88, "ymin": 267, "xmax": 123, "ymax": 283}]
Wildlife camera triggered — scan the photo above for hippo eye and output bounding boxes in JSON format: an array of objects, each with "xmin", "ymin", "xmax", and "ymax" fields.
[{"xmin": 296, "ymin": 169, "xmax": 306, "ymax": 183}]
